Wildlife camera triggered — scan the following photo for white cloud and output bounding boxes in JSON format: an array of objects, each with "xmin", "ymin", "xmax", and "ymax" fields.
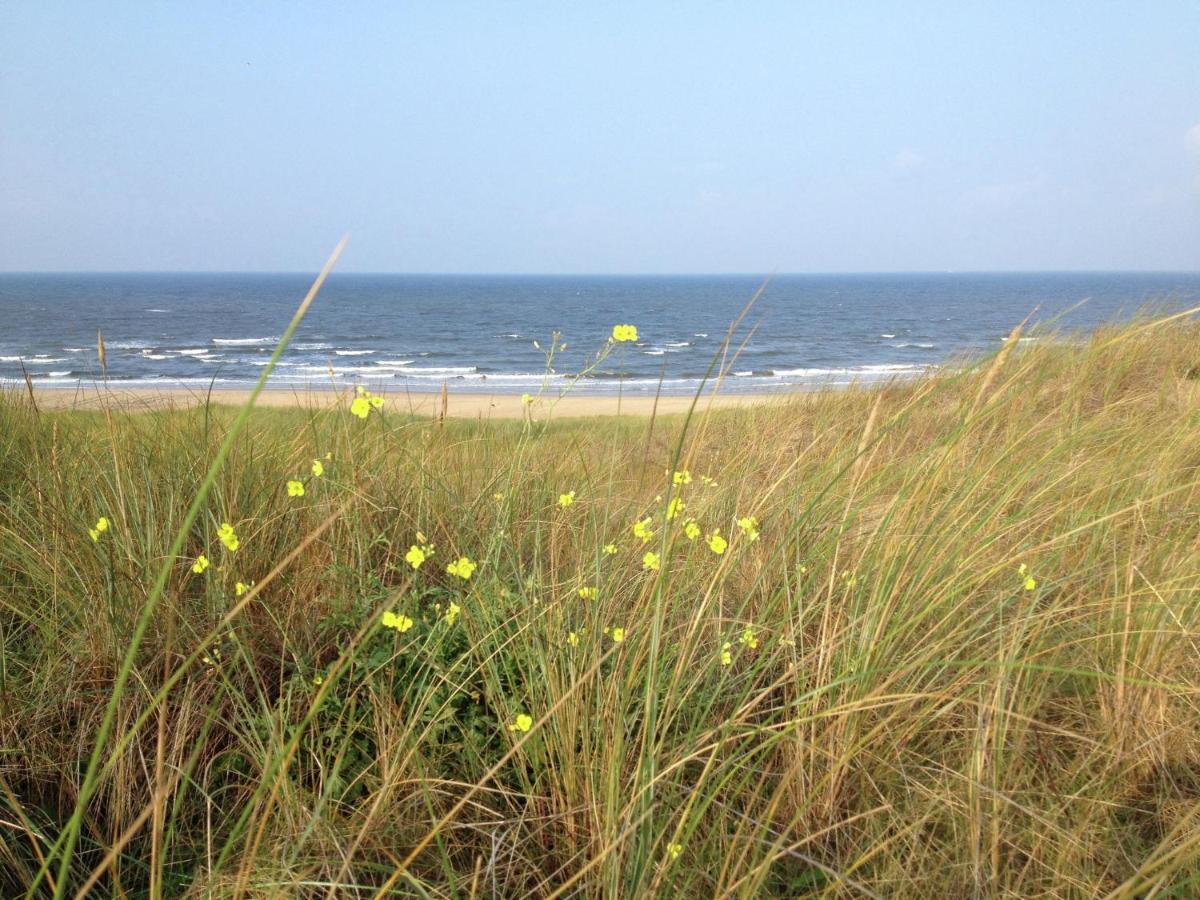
[
  {"xmin": 891, "ymin": 148, "xmax": 925, "ymax": 175},
  {"xmin": 1186, "ymin": 123, "xmax": 1200, "ymax": 155}
]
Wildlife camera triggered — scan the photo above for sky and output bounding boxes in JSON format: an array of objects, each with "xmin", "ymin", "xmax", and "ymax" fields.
[{"xmin": 1, "ymin": 2, "xmax": 1198, "ymax": 273}]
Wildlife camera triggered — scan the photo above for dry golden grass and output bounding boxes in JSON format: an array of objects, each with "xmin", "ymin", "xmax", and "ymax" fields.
[{"xmin": 2, "ymin": 312, "xmax": 1200, "ymax": 896}]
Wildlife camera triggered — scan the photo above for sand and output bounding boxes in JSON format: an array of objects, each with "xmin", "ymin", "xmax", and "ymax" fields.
[{"xmin": 26, "ymin": 385, "xmax": 799, "ymax": 419}]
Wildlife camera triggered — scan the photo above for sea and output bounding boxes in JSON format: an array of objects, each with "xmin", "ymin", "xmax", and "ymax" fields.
[{"xmin": 1, "ymin": 272, "xmax": 1197, "ymax": 395}]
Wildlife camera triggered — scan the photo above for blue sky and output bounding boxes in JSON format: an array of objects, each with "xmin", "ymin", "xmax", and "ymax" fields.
[{"xmin": 2, "ymin": 2, "xmax": 1198, "ymax": 272}]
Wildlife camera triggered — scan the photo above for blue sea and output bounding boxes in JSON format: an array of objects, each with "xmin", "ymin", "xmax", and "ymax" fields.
[{"xmin": 1, "ymin": 272, "xmax": 1197, "ymax": 395}]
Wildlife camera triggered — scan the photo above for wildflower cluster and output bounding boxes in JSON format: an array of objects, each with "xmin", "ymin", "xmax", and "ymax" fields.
[
  {"xmin": 217, "ymin": 522, "xmax": 239, "ymax": 552},
  {"xmin": 633, "ymin": 517, "xmax": 654, "ymax": 543},
  {"xmin": 406, "ymin": 535, "xmax": 436, "ymax": 570},
  {"xmin": 610, "ymin": 324, "xmax": 639, "ymax": 343},
  {"xmin": 736, "ymin": 515, "xmax": 759, "ymax": 542},
  {"xmin": 381, "ymin": 610, "xmax": 414, "ymax": 632},
  {"xmin": 446, "ymin": 556, "xmax": 477, "ymax": 580},
  {"xmin": 350, "ymin": 385, "xmax": 384, "ymax": 419},
  {"xmin": 1018, "ymin": 563, "xmax": 1036, "ymax": 591},
  {"xmin": 88, "ymin": 516, "xmax": 109, "ymax": 542}
]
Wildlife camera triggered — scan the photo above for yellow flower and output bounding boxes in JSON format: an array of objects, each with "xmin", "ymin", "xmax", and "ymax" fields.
[
  {"xmin": 567, "ymin": 631, "xmax": 579, "ymax": 646},
  {"xmin": 672, "ymin": 469, "xmax": 692, "ymax": 485},
  {"xmin": 707, "ymin": 531, "xmax": 727, "ymax": 555},
  {"xmin": 578, "ymin": 586, "xmax": 598, "ymax": 600},
  {"xmin": 611, "ymin": 626, "xmax": 626, "ymax": 642},
  {"xmin": 700, "ymin": 474, "xmax": 717, "ymax": 487},
  {"xmin": 1018, "ymin": 563, "xmax": 1037, "ymax": 590},
  {"xmin": 736, "ymin": 516, "xmax": 759, "ymax": 542},
  {"xmin": 633, "ymin": 517, "xmax": 654, "ymax": 543},
  {"xmin": 642, "ymin": 551, "xmax": 660, "ymax": 571},
  {"xmin": 683, "ymin": 520, "xmax": 701, "ymax": 541},
  {"xmin": 405, "ymin": 544, "xmax": 430, "ymax": 569},
  {"xmin": 445, "ymin": 602, "xmax": 461, "ymax": 625},
  {"xmin": 739, "ymin": 627, "xmax": 758, "ymax": 649},
  {"xmin": 235, "ymin": 581, "xmax": 252, "ymax": 597},
  {"xmin": 558, "ymin": 490, "xmax": 576, "ymax": 508},
  {"xmin": 446, "ymin": 556, "xmax": 477, "ymax": 580},
  {"xmin": 668, "ymin": 842, "xmax": 683, "ymax": 860},
  {"xmin": 611, "ymin": 323, "xmax": 639, "ymax": 342},
  {"xmin": 88, "ymin": 516, "xmax": 109, "ymax": 542},
  {"xmin": 602, "ymin": 543, "xmax": 618, "ymax": 555},
  {"xmin": 217, "ymin": 522, "xmax": 239, "ymax": 552},
  {"xmin": 312, "ymin": 673, "xmax": 324, "ymax": 686},
  {"xmin": 202, "ymin": 649, "xmax": 221, "ymax": 666},
  {"xmin": 381, "ymin": 610, "xmax": 414, "ymax": 633},
  {"xmin": 493, "ymin": 492, "xmax": 504, "ymax": 501},
  {"xmin": 720, "ymin": 641, "xmax": 732, "ymax": 666},
  {"xmin": 521, "ymin": 393, "xmax": 534, "ymax": 406},
  {"xmin": 368, "ymin": 395, "xmax": 382, "ymax": 409},
  {"xmin": 287, "ymin": 480, "xmax": 305, "ymax": 497},
  {"xmin": 350, "ymin": 396, "xmax": 371, "ymax": 419},
  {"xmin": 311, "ymin": 459, "xmax": 325, "ymax": 477},
  {"xmin": 508, "ymin": 713, "xmax": 533, "ymax": 733},
  {"xmin": 192, "ymin": 554, "xmax": 210, "ymax": 574},
  {"xmin": 666, "ymin": 497, "xmax": 685, "ymax": 520}
]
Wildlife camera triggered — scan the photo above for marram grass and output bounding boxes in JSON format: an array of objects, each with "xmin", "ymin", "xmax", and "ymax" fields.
[{"xmin": 2, "ymin": 316, "xmax": 1200, "ymax": 897}]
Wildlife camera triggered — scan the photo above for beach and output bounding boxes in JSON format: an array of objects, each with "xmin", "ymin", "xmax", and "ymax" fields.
[{"xmin": 27, "ymin": 385, "xmax": 797, "ymax": 418}]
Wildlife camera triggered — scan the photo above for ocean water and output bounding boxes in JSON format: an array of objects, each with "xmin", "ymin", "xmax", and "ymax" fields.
[{"xmin": 1, "ymin": 272, "xmax": 1197, "ymax": 395}]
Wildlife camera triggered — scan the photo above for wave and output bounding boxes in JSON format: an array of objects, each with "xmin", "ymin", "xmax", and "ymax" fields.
[
  {"xmin": 212, "ymin": 336, "xmax": 278, "ymax": 345},
  {"xmin": 665, "ymin": 341, "xmax": 691, "ymax": 348},
  {"xmin": 890, "ymin": 342, "xmax": 936, "ymax": 349},
  {"xmin": 772, "ymin": 364, "xmax": 929, "ymax": 377},
  {"xmin": 294, "ymin": 342, "xmax": 333, "ymax": 350},
  {"xmin": 26, "ymin": 357, "xmax": 69, "ymax": 364},
  {"xmin": 372, "ymin": 359, "xmax": 414, "ymax": 367},
  {"xmin": 398, "ymin": 366, "xmax": 477, "ymax": 375},
  {"xmin": 334, "ymin": 349, "xmax": 375, "ymax": 356},
  {"xmin": 290, "ymin": 364, "xmax": 409, "ymax": 376},
  {"xmin": 64, "ymin": 347, "xmax": 87, "ymax": 352},
  {"xmin": 142, "ymin": 354, "xmax": 169, "ymax": 360},
  {"xmin": 176, "ymin": 349, "xmax": 213, "ymax": 356},
  {"xmin": 0, "ymin": 356, "xmax": 23, "ymax": 362},
  {"xmin": 145, "ymin": 308, "xmax": 169, "ymax": 313},
  {"xmin": 106, "ymin": 340, "xmax": 155, "ymax": 349},
  {"xmin": 880, "ymin": 333, "xmax": 896, "ymax": 339}
]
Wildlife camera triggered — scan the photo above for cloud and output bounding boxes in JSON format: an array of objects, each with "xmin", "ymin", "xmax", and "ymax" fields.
[
  {"xmin": 1187, "ymin": 123, "xmax": 1200, "ymax": 155},
  {"xmin": 890, "ymin": 148, "xmax": 925, "ymax": 175}
]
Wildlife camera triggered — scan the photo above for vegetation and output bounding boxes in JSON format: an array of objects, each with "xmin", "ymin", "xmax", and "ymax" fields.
[{"xmin": 2, "ymin": 309, "xmax": 1200, "ymax": 897}]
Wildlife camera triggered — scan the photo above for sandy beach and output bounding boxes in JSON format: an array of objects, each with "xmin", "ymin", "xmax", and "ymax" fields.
[{"xmin": 27, "ymin": 385, "xmax": 798, "ymax": 419}]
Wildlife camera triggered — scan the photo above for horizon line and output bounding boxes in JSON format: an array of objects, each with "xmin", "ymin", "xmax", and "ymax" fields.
[{"xmin": 2, "ymin": 268, "xmax": 1199, "ymax": 278}]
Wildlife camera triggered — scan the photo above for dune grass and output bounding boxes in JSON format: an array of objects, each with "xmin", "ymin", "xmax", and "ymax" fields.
[{"xmin": 2, "ymin": 313, "xmax": 1200, "ymax": 897}]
